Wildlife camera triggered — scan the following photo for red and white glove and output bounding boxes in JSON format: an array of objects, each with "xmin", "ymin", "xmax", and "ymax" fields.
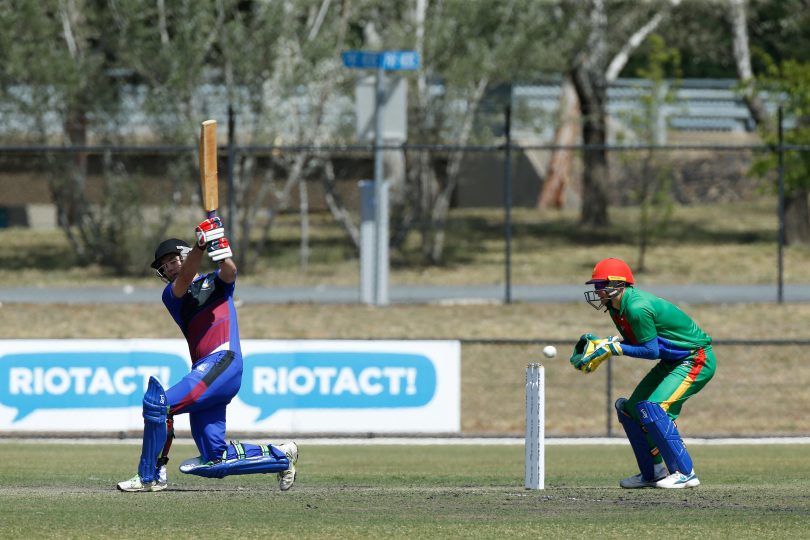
[
  {"xmin": 207, "ymin": 237, "xmax": 233, "ymax": 262},
  {"xmin": 195, "ymin": 217, "xmax": 225, "ymax": 248}
]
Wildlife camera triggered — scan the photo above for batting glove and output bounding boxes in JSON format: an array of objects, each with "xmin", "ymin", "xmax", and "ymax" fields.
[
  {"xmin": 207, "ymin": 237, "xmax": 233, "ymax": 262},
  {"xmin": 195, "ymin": 217, "xmax": 225, "ymax": 248}
]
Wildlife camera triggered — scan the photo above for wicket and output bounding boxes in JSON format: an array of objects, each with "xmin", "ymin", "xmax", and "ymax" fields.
[{"xmin": 524, "ymin": 363, "xmax": 545, "ymax": 489}]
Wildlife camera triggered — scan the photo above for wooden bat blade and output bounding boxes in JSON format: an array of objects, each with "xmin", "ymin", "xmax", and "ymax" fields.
[{"xmin": 199, "ymin": 119, "xmax": 218, "ymax": 215}]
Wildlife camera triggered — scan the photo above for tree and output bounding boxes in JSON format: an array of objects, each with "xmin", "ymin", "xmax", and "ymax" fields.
[
  {"xmin": 729, "ymin": 0, "xmax": 810, "ymax": 244},
  {"xmin": 615, "ymin": 34, "xmax": 680, "ymax": 272},
  {"xmin": 0, "ymin": 1, "xmax": 180, "ymax": 273},
  {"xmin": 402, "ymin": 0, "xmax": 552, "ymax": 264},
  {"xmin": 562, "ymin": 0, "xmax": 681, "ymax": 228},
  {"xmin": 111, "ymin": 0, "xmax": 358, "ymax": 273},
  {"xmin": 752, "ymin": 59, "xmax": 810, "ymax": 244}
]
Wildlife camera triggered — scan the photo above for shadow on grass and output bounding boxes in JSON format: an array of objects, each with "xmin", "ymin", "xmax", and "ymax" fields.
[{"xmin": 424, "ymin": 213, "xmax": 776, "ymax": 268}]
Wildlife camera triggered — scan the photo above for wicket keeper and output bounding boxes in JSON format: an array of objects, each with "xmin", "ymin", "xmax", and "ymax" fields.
[
  {"xmin": 571, "ymin": 258, "xmax": 715, "ymax": 489},
  {"xmin": 117, "ymin": 217, "xmax": 298, "ymax": 492}
]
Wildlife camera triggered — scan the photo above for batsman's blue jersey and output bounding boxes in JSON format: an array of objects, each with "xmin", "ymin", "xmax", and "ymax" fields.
[
  {"xmin": 161, "ymin": 270, "xmax": 244, "ymax": 462},
  {"xmin": 162, "ymin": 271, "xmax": 242, "ymax": 362}
]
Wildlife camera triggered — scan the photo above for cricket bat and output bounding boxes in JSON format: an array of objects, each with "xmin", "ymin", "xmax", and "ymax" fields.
[{"xmin": 199, "ymin": 119, "xmax": 218, "ymax": 218}]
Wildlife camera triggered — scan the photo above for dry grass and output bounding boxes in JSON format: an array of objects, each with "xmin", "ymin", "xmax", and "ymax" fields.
[
  {"xmin": 7, "ymin": 301, "xmax": 810, "ymax": 341},
  {"xmin": 3, "ymin": 198, "xmax": 810, "ymax": 287}
]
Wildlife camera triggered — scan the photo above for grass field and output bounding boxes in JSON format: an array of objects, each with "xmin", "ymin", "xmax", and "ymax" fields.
[
  {"xmin": 0, "ymin": 441, "xmax": 808, "ymax": 539},
  {"xmin": 2, "ymin": 199, "xmax": 809, "ymax": 537}
]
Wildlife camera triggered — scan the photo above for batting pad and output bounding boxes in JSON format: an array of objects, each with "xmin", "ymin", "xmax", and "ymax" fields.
[
  {"xmin": 138, "ymin": 377, "xmax": 169, "ymax": 483},
  {"xmin": 180, "ymin": 441, "xmax": 289, "ymax": 479},
  {"xmin": 636, "ymin": 400, "xmax": 693, "ymax": 475},
  {"xmin": 615, "ymin": 398, "xmax": 656, "ymax": 481}
]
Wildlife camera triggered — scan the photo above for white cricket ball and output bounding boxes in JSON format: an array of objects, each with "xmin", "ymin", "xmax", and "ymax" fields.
[{"xmin": 542, "ymin": 345, "xmax": 557, "ymax": 358}]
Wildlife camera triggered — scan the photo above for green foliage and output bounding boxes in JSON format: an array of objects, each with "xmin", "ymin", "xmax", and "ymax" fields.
[
  {"xmin": 616, "ymin": 34, "xmax": 679, "ymax": 272},
  {"xmin": 752, "ymin": 58, "xmax": 810, "ymax": 193}
]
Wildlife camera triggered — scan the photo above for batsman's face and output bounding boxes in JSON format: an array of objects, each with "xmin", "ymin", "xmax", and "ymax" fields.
[{"xmin": 159, "ymin": 254, "xmax": 183, "ymax": 281}]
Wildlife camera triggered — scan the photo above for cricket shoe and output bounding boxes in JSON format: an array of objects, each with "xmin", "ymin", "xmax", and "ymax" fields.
[
  {"xmin": 619, "ymin": 472, "xmax": 666, "ymax": 489},
  {"xmin": 655, "ymin": 469, "xmax": 700, "ymax": 489},
  {"xmin": 179, "ymin": 455, "xmax": 211, "ymax": 473},
  {"xmin": 619, "ymin": 463, "xmax": 668, "ymax": 489},
  {"xmin": 277, "ymin": 441, "xmax": 298, "ymax": 491},
  {"xmin": 116, "ymin": 466, "xmax": 168, "ymax": 492}
]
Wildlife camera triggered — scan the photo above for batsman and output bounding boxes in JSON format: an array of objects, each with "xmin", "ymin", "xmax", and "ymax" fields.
[
  {"xmin": 117, "ymin": 223, "xmax": 298, "ymax": 492},
  {"xmin": 117, "ymin": 121, "xmax": 297, "ymax": 492},
  {"xmin": 571, "ymin": 258, "xmax": 715, "ymax": 489}
]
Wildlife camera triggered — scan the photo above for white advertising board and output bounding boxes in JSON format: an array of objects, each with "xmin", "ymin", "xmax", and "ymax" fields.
[{"xmin": 0, "ymin": 339, "xmax": 460, "ymax": 434}]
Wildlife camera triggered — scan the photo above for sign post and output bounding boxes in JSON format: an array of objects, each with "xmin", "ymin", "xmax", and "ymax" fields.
[{"xmin": 343, "ymin": 50, "xmax": 420, "ymax": 306}]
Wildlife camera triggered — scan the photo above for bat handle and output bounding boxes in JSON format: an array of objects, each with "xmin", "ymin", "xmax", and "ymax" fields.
[{"xmin": 207, "ymin": 210, "xmax": 217, "ymax": 219}]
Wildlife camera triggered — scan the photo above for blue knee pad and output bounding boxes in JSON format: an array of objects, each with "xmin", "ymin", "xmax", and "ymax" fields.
[
  {"xmin": 636, "ymin": 400, "xmax": 693, "ymax": 474},
  {"xmin": 138, "ymin": 377, "xmax": 168, "ymax": 483},
  {"xmin": 181, "ymin": 441, "xmax": 289, "ymax": 479},
  {"xmin": 615, "ymin": 398, "xmax": 656, "ymax": 481}
]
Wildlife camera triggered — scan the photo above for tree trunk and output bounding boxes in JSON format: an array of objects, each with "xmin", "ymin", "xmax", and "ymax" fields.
[
  {"xmin": 571, "ymin": 0, "xmax": 610, "ymax": 227},
  {"xmin": 572, "ymin": 64, "xmax": 610, "ymax": 227},
  {"xmin": 728, "ymin": 0, "xmax": 771, "ymax": 127},
  {"xmin": 565, "ymin": 0, "xmax": 673, "ymax": 225},
  {"xmin": 538, "ymin": 76, "xmax": 578, "ymax": 209},
  {"xmin": 785, "ymin": 188, "xmax": 810, "ymax": 245},
  {"xmin": 299, "ymin": 178, "xmax": 310, "ymax": 272},
  {"xmin": 428, "ymin": 77, "xmax": 489, "ymax": 263}
]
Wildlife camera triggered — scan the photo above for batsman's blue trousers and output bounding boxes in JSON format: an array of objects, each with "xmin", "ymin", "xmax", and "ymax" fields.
[{"xmin": 165, "ymin": 350, "xmax": 242, "ymax": 463}]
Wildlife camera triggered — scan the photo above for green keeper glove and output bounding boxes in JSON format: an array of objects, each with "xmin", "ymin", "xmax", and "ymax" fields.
[
  {"xmin": 570, "ymin": 333, "xmax": 604, "ymax": 371},
  {"xmin": 579, "ymin": 336, "xmax": 623, "ymax": 373}
]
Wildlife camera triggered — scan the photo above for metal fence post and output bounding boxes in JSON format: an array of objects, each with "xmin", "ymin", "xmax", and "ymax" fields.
[
  {"xmin": 777, "ymin": 106, "xmax": 785, "ymax": 304},
  {"xmin": 503, "ymin": 103, "xmax": 513, "ymax": 304},
  {"xmin": 227, "ymin": 105, "xmax": 236, "ymax": 246}
]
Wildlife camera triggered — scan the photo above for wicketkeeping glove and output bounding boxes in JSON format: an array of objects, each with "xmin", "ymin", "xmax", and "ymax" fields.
[
  {"xmin": 207, "ymin": 237, "xmax": 233, "ymax": 262},
  {"xmin": 569, "ymin": 333, "xmax": 603, "ymax": 371},
  {"xmin": 195, "ymin": 217, "xmax": 225, "ymax": 248},
  {"xmin": 578, "ymin": 336, "xmax": 623, "ymax": 373}
]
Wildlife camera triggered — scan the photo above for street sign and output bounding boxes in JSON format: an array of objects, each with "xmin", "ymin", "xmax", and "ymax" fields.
[
  {"xmin": 342, "ymin": 50, "xmax": 420, "ymax": 71},
  {"xmin": 341, "ymin": 50, "xmax": 419, "ymax": 306},
  {"xmin": 355, "ymin": 75, "xmax": 407, "ymax": 142}
]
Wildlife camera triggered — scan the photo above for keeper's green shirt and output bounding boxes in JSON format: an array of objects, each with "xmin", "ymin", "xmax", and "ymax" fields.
[{"xmin": 607, "ymin": 287, "xmax": 711, "ymax": 361}]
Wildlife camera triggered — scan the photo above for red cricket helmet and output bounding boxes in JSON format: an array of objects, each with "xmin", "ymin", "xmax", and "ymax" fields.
[
  {"xmin": 586, "ymin": 258, "xmax": 635, "ymax": 285},
  {"xmin": 584, "ymin": 258, "xmax": 634, "ymax": 310}
]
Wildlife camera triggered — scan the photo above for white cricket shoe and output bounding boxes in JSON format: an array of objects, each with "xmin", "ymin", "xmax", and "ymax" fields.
[
  {"xmin": 619, "ymin": 462, "xmax": 667, "ymax": 489},
  {"xmin": 655, "ymin": 469, "xmax": 700, "ymax": 489},
  {"xmin": 619, "ymin": 472, "xmax": 667, "ymax": 488},
  {"xmin": 277, "ymin": 441, "xmax": 298, "ymax": 491},
  {"xmin": 116, "ymin": 466, "xmax": 167, "ymax": 492},
  {"xmin": 179, "ymin": 456, "xmax": 208, "ymax": 473}
]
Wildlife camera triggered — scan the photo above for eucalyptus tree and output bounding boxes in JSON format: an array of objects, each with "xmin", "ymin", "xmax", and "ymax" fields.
[
  {"xmin": 0, "ymin": 1, "xmax": 171, "ymax": 273},
  {"xmin": 553, "ymin": 0, "xmax": 681, "ymax": 228},
  {"xmin": 113, "ymin": 0, "xmax": 358, "ymax": 272},
  {"xmin": 402, "ymin": 0, "xmax": 553, "ymax": 264}
]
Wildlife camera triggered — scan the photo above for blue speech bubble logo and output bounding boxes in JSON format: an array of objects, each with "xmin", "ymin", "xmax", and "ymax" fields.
[
  {"xmin": 242, "ymin": 352, "xmax": 437, "ymax": 420},
  {"xmin": 0, "ymin": 351, "xmax": 188, "ymax": 422}
]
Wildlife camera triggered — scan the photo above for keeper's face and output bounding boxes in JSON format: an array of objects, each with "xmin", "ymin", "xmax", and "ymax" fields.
[
  {"xmin": 158, "ymin": 254, "xmax": 183, "ymax": 282},
  {"xmin": 593, "ymin": 281, "xmax": 611, "ymax": 301}
]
